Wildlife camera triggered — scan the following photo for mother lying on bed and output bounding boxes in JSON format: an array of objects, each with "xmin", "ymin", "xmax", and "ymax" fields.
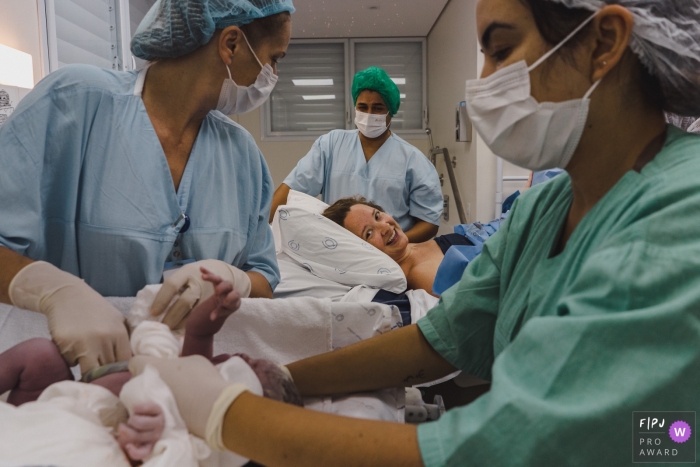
[{"xmin": 322, "ymin": 196, "xmax": 483, "ymax": 296}]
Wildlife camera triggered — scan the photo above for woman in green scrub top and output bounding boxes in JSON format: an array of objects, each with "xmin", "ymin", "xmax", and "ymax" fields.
[{"xmin": 130, "ymin": 0, "xmax": 700, "ymax": 465}]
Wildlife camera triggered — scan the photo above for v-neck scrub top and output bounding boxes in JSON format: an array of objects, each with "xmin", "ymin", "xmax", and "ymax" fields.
[
  {"xmin": 283, "ymin": 129, "xmax": 443, "ymax": 231},
  {"xmin": 416, "ymin": 126, "xmax": 700, "ymax": 466},
  {"xmin": 0, "ymin": 64, "xmax": 279, "ymax": 297}
]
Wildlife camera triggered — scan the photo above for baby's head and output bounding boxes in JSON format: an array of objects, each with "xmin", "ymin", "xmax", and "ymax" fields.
[
  {"xmin": 323, "ymin": 196, "xmax": 409, "ymax": 261},
  {"xmin": 234, "ymin": 353, "xmax": 303, "ymax": 406}
]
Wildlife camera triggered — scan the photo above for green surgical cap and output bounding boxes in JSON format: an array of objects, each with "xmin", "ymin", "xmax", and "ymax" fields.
[{"xmin": 352, "ymin": 67, "xmax": 401, "ymax": 116}]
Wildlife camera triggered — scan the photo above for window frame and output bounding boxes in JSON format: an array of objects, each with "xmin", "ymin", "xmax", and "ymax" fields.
[
  {"xmin": 261, "ymin": 38, "xmax": 350, "ymax": 142},
  {"xmin": 350, "ymin": 37, "xmax": 428, "ymax": 138},
  {"xmin": 261, "ymin": 37, "xmax": 427, "ymax": 142}
]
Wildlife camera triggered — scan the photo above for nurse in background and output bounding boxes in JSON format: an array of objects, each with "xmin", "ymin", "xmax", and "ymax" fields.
[
  {"xmin": 270, "ymin": 66, "xmax": 443, "ymax": 243},
  {"xmin": 0, "ymin": 0, "xmax": 294, "ymax": 375}
]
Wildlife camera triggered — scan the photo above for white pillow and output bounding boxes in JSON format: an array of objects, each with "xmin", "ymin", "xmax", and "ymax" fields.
[
  {"xmin": 276, "ymin": 206, "xmax": 407, "ymax": 293},
  {"xmin": 271, "ymin": 190, "xmax": 329, "ymax": 254},
  {"xmin": 285, "ymin": 189, "xmax": 329, "ymax": 214}
]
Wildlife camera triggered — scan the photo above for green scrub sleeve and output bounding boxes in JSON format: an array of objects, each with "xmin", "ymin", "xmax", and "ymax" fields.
[
  {"xmin": 416, "ymin": 210, "xmax": 511, "ymax": 380},
  {"xmin": 417, "ymin": 239, "xmax": 700, "ymax": 466}
]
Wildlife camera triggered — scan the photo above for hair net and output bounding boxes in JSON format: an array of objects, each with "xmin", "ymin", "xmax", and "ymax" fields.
[
  {"xmin": 352, "ymin": 67, "xmax": 401, "ymax": 116},
  {"xmin": 547, "ymin": 0, "xmax": 700, "ymax": 116},
  {"xmin": 131, "ymin": 0, "xmax": 295, "ymax": 61}
]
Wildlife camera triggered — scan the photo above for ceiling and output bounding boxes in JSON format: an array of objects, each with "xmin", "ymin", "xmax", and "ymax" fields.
[{"xmin": 290, "ymin": 0, "xmax": 450, "ymax": 38}]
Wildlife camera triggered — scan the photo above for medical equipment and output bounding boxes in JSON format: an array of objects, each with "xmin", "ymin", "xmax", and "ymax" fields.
[
  {"xmin": 405, "ymin": 388, "xmax": 445, "ymax": 424},
  {"xmin": 426, "ymin": 128, "xmax": 467, "ymax": 224}
]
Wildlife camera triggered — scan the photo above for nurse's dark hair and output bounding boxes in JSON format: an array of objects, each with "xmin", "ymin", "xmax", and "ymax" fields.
[
  {"xmin": 239, "ymin": 12, "xmax": 291, "ymax": 47},
  {"xmin": 519, "ymin": 0, "xmax": 664, "ymax": 110},
  {"xmin": 322, "ymin": 196, "xmax": 386, "ymax": 228}
]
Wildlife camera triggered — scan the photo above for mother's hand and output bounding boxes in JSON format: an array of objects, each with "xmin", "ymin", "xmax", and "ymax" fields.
[
  {"xmin": 150, "ymin": 260, "xmax": 251, "ymax": 330},
  {"xmin": 9, "ymin": 261, "xmax": 132, "ymax": 375}
]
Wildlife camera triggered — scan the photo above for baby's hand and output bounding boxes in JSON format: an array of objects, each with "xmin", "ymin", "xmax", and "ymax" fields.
[
  {"xmin": 186, "ymin": 267, "xmax": 242, "ymax": 337},
  {"xmin": 116, "ymin": 402, "xmax": 165, "ymax": 461}
]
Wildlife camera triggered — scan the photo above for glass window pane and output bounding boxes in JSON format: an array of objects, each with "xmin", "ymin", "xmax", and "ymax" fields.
[
  {"xmin": 55, "ymin": 0, "xmax": 119, "ymax": 69},
  {"xmin": 270, "ymin": 42, "xmax": 346, "ymax": 133},
  {"xmin": 354, "ymin": 41, "xmax": 423, "ymax": 131}
]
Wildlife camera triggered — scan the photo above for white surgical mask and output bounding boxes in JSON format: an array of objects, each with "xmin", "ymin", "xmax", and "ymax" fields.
[
  {"xmin": 465, "ymin": 11, "xmax": 600, "ymax": 171},
  {"xmin": 216, "ymin": 32, "xmax": 278, "ymax": 115},
  {"xmin": 355, "ymin": 110, "xmax": 389, "ymax": 139}
]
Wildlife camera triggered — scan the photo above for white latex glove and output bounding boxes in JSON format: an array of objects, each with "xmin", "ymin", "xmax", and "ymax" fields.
[
  {"xmin": 9, "ymin": 261, "xmax": 132, "ymax": 374},
  {"xmin": 151, "ymin": 260, "xmax": 252, "ymax": 330},
  {"xmin": 129, "ymin": 355, "xmax": 249, "ymax": 450}
]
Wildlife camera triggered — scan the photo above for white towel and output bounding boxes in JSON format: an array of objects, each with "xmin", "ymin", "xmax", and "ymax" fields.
[{"xmin": 211, "ymin": 296, "xmax": 333, "ymax": 365}]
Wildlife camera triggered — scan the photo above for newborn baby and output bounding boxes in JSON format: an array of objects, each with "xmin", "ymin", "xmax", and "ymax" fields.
[{"xmin": 0, "ymin": 267, "xmax": 301, "ymax": 463}]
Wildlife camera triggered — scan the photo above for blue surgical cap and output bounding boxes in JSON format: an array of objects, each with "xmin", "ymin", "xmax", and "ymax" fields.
[{"xmin": 131, "ymin": 0, "xmax": 295, "ymax": 61}]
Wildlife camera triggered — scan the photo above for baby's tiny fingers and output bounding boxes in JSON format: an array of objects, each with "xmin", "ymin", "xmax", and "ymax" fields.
[
  {"xmin": 132, "ymin": 402, "xmax": 162, "ymax": 417},
  {"xmin": 125, "ymin": 442, "xmax": 155, "ymax": 461},
  {"xmin": 128, "ymin": 413, "xmax": 165, "ymax": 433}
]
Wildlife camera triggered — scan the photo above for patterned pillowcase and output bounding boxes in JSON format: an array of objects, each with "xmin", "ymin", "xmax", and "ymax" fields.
[{"xmin": 276, "ymin": 206, "xmax": 407, "ymax": 293}]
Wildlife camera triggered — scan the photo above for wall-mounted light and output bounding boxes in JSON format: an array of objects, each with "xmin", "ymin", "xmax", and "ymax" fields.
[
  {"xmin": 0, "ymin": 44, "xmax": 34, "ymax": 89},
  {"xmin": 293, "ymin": 79, "xmax": 334, "ymax": 86},
  {"xmin": 302, "ymin": 95, "xmax": 336, "ymax": 101},
  {"xmin": 391, "ymin": 78, "xmax": 406, "ymax": 85}
]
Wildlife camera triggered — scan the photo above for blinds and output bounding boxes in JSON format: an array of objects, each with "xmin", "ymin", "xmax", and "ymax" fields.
[
  {"xmin": 269, "ymin": 42, "xmax": 346, "ymax": 133},
  {"xmin": 54, "ymin": 0, "xmax": 119, "ymax": 70},
  {"xmin": 354, "ymin": 41, "xmax": 423, "ymax": 131}
]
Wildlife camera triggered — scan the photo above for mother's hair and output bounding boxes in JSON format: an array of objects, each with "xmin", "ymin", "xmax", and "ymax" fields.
[{"xmin": 322, "ymin": 196, "xmax": 386, "ymax": 228}]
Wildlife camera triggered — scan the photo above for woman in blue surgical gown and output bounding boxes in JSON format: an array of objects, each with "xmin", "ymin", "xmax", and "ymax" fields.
[
  {"xmin": 130, "ymin": 0, "xmax": 700, "ymax": 465},
  {"xmin": 0, "ymin": 0, "xmax": 294, "ymax": 375}
]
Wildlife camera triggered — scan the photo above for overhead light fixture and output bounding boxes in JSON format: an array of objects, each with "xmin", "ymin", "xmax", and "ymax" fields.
[
  {"xmin": 303, "ymin": 95, "xmax": 336, "ymax": 100},
  {"xmin": 293, "ymin": 79, "xmax": 334, "ymax": 86},
  {"xmin": 0, "ymin": 44, "xmax": 33, "ymax": 88},
  {"xmin": 391, "ymin": 78, "xmax": 406, "ymax": 85},
  {"xmin": 400, "ymin": 94, "xmax": 407, "ymax": 98}
]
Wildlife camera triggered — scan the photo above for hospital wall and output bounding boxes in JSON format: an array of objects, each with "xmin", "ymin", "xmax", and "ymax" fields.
[
  {"xmin": 427, "ymin": 0, "xmax": 529, "ymax": 230},
  {"xmin": 0, "ymin": 0, "xmax": 44, "ymax": 85}
]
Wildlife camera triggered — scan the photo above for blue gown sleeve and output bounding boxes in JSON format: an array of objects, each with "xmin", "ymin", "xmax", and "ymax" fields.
[
  {"xmin": 406, "ymin": 152, "xmax": 443, "ymax": 226},
  {"xmin": 240, "ymin": 153, "xmax": 281, "ymax": 290},
  {"xmin": 0, "ymin": 75, "xmax": 85, "ymax": 261},
  {"xmin": 417, "ymin": 234, "xmax": 700, "ymax": 466},
  {"xmin": 282, "ymin": 134, "xmax": 328, "ymax": 197}
]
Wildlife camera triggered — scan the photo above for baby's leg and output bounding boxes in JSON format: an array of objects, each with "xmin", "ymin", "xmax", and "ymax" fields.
[
  {"xmin": 183, "ymin": 267, "xmax": 241, "ymax": 360},
  {"xmin": 0, "ymin": 338, "xmax": 72, "ymax": 406},
  {"xmin": 116, "ymin": 402, "xmax": 165, "ymax": 462}
]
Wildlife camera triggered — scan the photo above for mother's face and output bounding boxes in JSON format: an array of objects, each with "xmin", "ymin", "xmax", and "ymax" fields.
[
  {"xmin": 476, "ymin": 0, "xmax": 596, "ymax": 105},
  {"xmin": 343, "ymin": 204, "xmax": 409, "ymax": 261}
]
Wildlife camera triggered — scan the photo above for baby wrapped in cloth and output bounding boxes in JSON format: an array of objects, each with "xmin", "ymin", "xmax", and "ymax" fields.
[{"xmin": 0, "ymin": 270, "xmax": 301, "ymax": 467}]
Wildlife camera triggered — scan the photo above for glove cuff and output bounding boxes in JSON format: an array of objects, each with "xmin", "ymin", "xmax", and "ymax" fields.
[
  {"xmin": 205, "ymin": 383, "xmax": 249, "ymax": 450},
  {"xmin": 224, "ymin": 264, "xmax": 252, "ymax": 299},
  {"xmin": 9, "ymin": 261, "xmax": 81, "ymax": 312}
]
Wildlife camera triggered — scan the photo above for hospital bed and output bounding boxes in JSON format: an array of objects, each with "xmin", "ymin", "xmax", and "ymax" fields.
[{"xmin": 270, "ymin": 190, "xmax": 440, "ymax": 323}]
